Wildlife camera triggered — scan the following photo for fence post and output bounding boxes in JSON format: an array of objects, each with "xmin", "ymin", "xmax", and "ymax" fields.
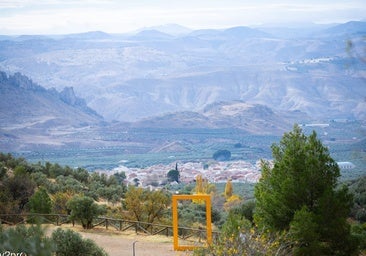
[{"xmin": 106, "ymin": 218, "xmax": 108, "ymax": 230}]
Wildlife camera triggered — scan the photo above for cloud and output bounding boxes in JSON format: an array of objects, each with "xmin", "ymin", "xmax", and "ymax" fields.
[{"xmin": 0, "ymin": 0, "xmax": 365, "ymax": 34}]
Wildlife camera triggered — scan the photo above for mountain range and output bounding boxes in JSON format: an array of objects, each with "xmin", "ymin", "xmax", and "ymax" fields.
[
  {"xmin": 0, "ymin": 21, "xmax": 365, "ymax": 123},
  {"xmin": 0, "ymin": 70, "xmax": 306, "ymax": 151},
  {"xmin": 0, "ymin": 21, "xmax": 365, "ymax": 152}
]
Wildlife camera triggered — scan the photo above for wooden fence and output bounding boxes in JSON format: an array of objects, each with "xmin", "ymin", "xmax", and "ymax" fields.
[{"xmin": 0, "ymin": 213, "xmax": 220, "ymax": 242}]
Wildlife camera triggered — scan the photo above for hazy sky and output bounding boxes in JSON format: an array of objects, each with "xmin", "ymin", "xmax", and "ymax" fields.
[{"xmin": 0, "ymin": 0, "xmax": 365, "ymax": 35}]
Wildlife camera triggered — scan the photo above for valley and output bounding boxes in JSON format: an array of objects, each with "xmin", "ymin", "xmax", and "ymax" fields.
[
  {"xmin": 0, "ymin": 21, "xmax": 365, "ymax": 180},
  {"xmin": 13, "ymin": 121, "xmax": 366, "ymax": 182}
]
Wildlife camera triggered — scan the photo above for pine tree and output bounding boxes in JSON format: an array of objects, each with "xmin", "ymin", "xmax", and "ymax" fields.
[{"xmin": 254, "ymin": 124, "xmax": 359, "ymax": 256}]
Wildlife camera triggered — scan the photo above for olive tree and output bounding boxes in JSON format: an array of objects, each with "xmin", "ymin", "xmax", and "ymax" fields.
[
  {"xmin": 66, "ymin": 195, "xmax": 105, "ymax": 229},
  {"xmin": 124, "ymin": 186, "xmax": 170, "ymax": 227}
]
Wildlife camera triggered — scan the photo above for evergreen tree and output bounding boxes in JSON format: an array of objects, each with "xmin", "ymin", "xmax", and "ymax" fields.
[
  {"xmin": 167, "ymin": 169, "xmax": 180, "ymax": 183},
  {"xmin": 29, "ymin": 187, "xmax": 52, "ymax": 214},
  {"xmin": 254, "ymin": 124, "xmax": 359, "ymax": 255}
]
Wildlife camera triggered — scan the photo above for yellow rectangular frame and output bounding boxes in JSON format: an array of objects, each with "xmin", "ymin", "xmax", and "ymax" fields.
[{"xmin": 172, "ymin": 194, "xmax": 212, "ymax": 251}]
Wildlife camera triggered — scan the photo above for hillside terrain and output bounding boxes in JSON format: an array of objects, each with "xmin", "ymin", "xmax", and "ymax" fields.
[
  {"xmin": 0, "ymin": 70, "xmax": 306, "ymax": 152},
  {"xmin": 1, "ymin": 69, "xmax": 365, "ymax": 177},
  {"xmin": 0, "ymin": 71, "xmax": 103, "ymax": 150},
  {"xmin": 0, "ymin": 21, "xmax": 365, "ymax": 122},
  {"xmin": 0, "ymin": 22, "xmax": 365, "ymax": 170}
]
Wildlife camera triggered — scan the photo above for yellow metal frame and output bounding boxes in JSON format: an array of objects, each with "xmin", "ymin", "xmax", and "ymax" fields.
[{"xmin": 172, "ymin": 194, "xmax": 212, "ymax": 251}]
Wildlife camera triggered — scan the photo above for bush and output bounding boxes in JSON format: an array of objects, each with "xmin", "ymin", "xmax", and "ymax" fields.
[
  {"xmin": 0, "ymin": 225, "xmax": 108, "ymax": 256},
  {"xmin": 51, "ymin": 228, "xmax": 108, "ymax": 256},
  {"xmin": 29, "ymin": 187, "xmax": 52, "ymax": 214},
  {"xmin": 0, "ymin": 224, "xmax": 53, "ymax": 256},
  {"xmin": 231, "ymin": 200, "xmax": 256, "ymax": 223},
  {"xmin": 196, "ymin": 213, "xmax": 291, "ymax": 256},
  {"xmin": 351, "ymin": 223, "xmax": 366, "ymax": 252}
]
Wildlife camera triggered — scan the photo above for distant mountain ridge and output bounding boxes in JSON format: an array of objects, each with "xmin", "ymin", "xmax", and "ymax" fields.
[
  {"xmin": 0, "ymin": 21, "xmax": 365, "ymax": 123},
  {"xmin": 0, "ymin": 71, "xmax": 301, "ymax": 132},
  {"xmin": 138, "ymin": 24, "xmax": 192, "ymax": 36},
  {"xmin": 0, "ymin": 71, "xmax": 309, "ymax": 151},
  {"xmin": 321, "ymin": 21, "xmax": 366, "ymax": 37},
  {"xmin": 133, "ymin": 101, "xmax": 307, "ymax": 134}
]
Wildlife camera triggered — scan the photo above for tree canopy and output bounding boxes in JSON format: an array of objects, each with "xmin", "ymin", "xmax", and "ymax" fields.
[
  {"xmin": 167, "ymin": 169, "xmax": 180, "ymax": 183},
  {"xmin": 29, "ymin": 187, "xmax": 52, "ymax": 214},
  {"xmin": 254, "ymin": 124, "xmax": 359, "ymax": 255},
  {"xmin": 124, "ymin": 186, "xmax": 170, "ymax": 226},
  {"xmin": 213, "ymin": 149, "xmax": 231, "ymax": 161},
  {"xmin": 67, "ymin": 195, "xmax": 105, "ymax": 229}
]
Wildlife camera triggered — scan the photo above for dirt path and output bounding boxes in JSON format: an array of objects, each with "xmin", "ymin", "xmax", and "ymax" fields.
[{"xmin": 47, "ymin": 225, "xmax": 194, "ymax": 256}]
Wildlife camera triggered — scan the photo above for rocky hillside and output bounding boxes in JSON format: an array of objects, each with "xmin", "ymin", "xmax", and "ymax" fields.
[
  {"xmin": 0, "ymin": 71, "xmax": 102, "ymax": 126},
  {"xmin": 0, "ymin": 71, "xmax": 103, "ymax": 150}
]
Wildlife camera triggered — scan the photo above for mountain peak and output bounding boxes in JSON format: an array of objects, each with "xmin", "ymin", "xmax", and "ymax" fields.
[
  {"xmin": 140, "ymin": 24, "xmax": 192, "ymax": 36},
  {"xmin": 60, "ymin": 87, "xmax": 82, "ymax": 105},
  {"xmin": 321, "ymin": 21, "xmax": 366, "ymax": 36},
  {"xmin": 7, "ymin": 72, "xmax": 45, "ymax": 91},
  {"xmin": 131, "ymin": 29, "xmax": 173, "ymax": 40}
]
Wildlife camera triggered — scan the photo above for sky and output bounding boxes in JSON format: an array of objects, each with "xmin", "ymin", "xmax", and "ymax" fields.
[{"xmin": 0, "ymin": 0, "xmax": 365, "ymax": 35}]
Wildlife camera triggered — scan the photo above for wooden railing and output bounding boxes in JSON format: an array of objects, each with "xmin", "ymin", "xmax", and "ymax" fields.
[
  {"xmin": 0, "ymin": 213, "xmax": 220, "ymax": 242},
  {"xmin": 0, "ymin": 213, "xmax": 70, "ymax": 226}
]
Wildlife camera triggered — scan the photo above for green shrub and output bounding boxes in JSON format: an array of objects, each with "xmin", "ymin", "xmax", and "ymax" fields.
[
  {"xmin": 29, "ymin": 187, "xmax": 52, "ymax": 214},
  {"xmin": 51, "ymin": 228, "xmax": 108, "ymax": 256},
  {"xmin": 0, "ymin": 224, "xmax": 53, "ymax": 256},
  {"xmin": 351, "ymin": 223, "xmax": 366, "ymax": 251}
]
